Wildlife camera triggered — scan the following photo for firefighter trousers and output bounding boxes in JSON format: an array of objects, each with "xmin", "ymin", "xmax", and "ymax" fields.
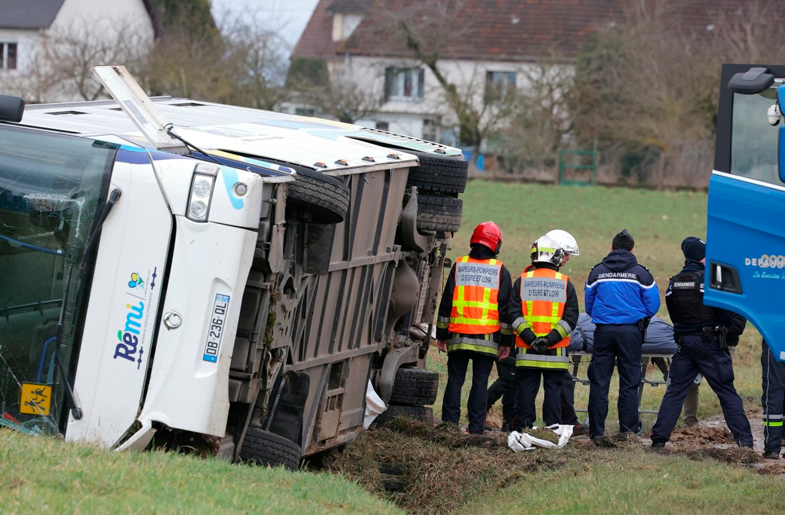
[
  {"xmin": 487, "ymin": 358, "xmax": 516, "ymax": 428},
  {"xmin": 513, "ymin": 367, "xmax": 565, "ymax": 430},
  {"xmin": 442, "ymin": 350, "xmax": 495, "ymax": 434},
  {"xmin": 761, "ymin": 340, "xmax": 785, "ymax": 454}
]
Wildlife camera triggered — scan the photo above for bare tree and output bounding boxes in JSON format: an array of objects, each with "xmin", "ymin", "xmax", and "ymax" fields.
[
  {"xmin": 50, "ymin": 24, "xmax": 149, "ymax": 101},
  {"xmin": 0, "ymin": 53, "xmax": 61, "ymax": 104},
  {"xmin": 221, "ymin": 15, "xmax": 290, "ymax": 110},
  {"xmin": 144, "ymin": 13, "xmax": 289, "ymax": 109},
  {"xmin": 499, "ymin": 60, "xmax": 574, "ymax": 173},
  {"xmin": 369, "ymin": 0, "xmax": 518, "ymax": 158},
  {"xmin": 312, "ymin": 72, "xmax": 380, "ymax": 123},
  {"xmin": 571, "ymin": 1, "xmax": 717, "ymax": 187},
  {"xmin": 572, "ymin": 0, "xmax": 785, "ymax": 188},
  {"xmin": 0, "ymin": 22, "xmax": 150, "ymax": 103}
]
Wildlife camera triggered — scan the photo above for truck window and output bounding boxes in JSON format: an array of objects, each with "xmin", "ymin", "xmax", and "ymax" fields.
[
  {"xmin": 0, "ymin": 126, "xmax": 116, "ymax": 434},
  {"xmin": 731, "ymin": 89, "xmax": 780, "ymax": 184}
]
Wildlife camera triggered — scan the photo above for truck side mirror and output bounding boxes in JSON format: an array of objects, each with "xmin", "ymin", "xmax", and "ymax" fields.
[
  {"xmin": 0, "ymin": 94, "xmax": 24, "ymax": 122},
  {"xmin": 728, "ymin": 67, "xmax": 774, "ymax": 94}
]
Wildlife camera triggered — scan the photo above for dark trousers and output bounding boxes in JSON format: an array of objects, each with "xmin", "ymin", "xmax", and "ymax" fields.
[
  {"xmin": 588, "ymin": 324, "xmax": 642, "ymax": 437},
  {"xmin": 561, "ymin": 373, "xmax": 579, "ymax": 425},
  {"xmin": 651, "ymin": 335, "xmax": 752, "ymax": 446},
  {"xmin": 487, "ymin": 358, "xmax": 516, "ymax": 427},
  {"xmin": 761, "ymin": 340, "xmax": 785, "ymax": 454},
  {"xmin": 441, "ymin": 351, "xmax": 495, "ymax": 434},
  {"xmin": 513, "ymin": 367, "xmax": 565, "ymax": 430}
]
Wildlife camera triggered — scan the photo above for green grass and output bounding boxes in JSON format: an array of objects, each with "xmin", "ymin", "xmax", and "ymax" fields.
[
  {"xmin": 431, "ymin": 180, "xmax": 762, "ymax": 429},
  {"xmin": 0, "ymin": 430, "xmax": 401, "ymax": 515},
  {"xmin": 456, "ymin": 180, "xmax": 708, "ymax": 305},
  {"xmin": 2, "ymin": 180, "xmax": 777, "ymax": 515},
  {"xmin": 453, "ymin": 448, "xmax": 785, "ymax": 515}
]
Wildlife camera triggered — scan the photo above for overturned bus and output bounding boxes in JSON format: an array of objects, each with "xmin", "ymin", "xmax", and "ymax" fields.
[{"xmin": 0, "ymin": 66, "xmax": 466, "ymax": 468}]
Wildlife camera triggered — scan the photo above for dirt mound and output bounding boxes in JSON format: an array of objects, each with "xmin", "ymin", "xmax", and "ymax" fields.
[
  {"xmin": 685, "ymin": 446, "xmax": 762, "ymax": 465},
  {"xmin": 317, "ymin": 417, "xmax": 572, "ymax": 514},
  {"xmin": 314, "ymin": 415, "xmax": 778, "ymax": 513},
  {"xmin": 669, "ymin": 426, "xmax": 736, "ymax": 446},
  {"xmin": 756, "ymin": 463, "xmax": 785, "ymax": 476},
  {"xmin": 609, "ymin": 432, "xmax": 644, "ymax": 451}
]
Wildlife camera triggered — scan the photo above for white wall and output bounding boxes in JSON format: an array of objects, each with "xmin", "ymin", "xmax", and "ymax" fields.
[
  {"xmin": 340, "ymin": 55, "xmax": 569, "ymax": 148},
  {"xmin": 51, "ymin": 0, "xmax": 155, "ymax": 42},
  {"xmin": 0, "ymin": 28, "xmax": 41, "ymax": 74},
  {"xmin": 0, "ymin": 0, "xmax": 157, "ymax": 102}
]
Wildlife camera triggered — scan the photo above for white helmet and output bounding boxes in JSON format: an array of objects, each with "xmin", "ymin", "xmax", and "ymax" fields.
[
  {"xmin": 531, "ymin": 235, "xmax": 565, "ymax": 266},
  {"xmin": 545, "ymin": 229, "xmax": 580, "ymax": 256}
]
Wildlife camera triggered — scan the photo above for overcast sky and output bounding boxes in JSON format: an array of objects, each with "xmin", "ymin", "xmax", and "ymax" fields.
[{"xmin": 211, "ymin": 0, "xmax": 319, "ymax": 50}]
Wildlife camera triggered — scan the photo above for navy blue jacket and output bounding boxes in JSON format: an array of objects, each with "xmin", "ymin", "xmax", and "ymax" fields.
[
  {"xmin": 665, "ymin": 260, "xmax": 746, "ymax": 343},
  {"xmin": 585, "ymin": 249, "xmax": 660, "ymax": 324}
]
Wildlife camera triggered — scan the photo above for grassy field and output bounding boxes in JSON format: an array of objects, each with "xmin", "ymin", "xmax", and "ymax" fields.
[
  {"xmin": 0, "ymin": 429, "xmax": 402, "ymax": 515},
  {"xmin": 454, "ymin": 449, "xmax": 785, "ymax": 515},
  {"xmin": 1, "ymin": 180, "xmax": 779, "ymax": 515},
  {"xmin": 428, "ymin": 179, "xmax": 762, "ymax": 430}
]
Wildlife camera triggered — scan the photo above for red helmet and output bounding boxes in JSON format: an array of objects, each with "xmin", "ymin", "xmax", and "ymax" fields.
[{"xmin": 470, "ymin": 221, "xmax": 503, "ymax": 254}]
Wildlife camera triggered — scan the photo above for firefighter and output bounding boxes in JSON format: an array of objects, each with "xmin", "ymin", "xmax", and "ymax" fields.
[
  {"xmin": 762, "ymin": 339, "xmax": 785, "ymax": 459},
  {"xmin": 435, "ymin": 221, "xmax": 514, "ymax": 434},
  {"xmin": 585, "ymin": 229, "xmax": 660, "ymax": 441},
  {"xmin": 486, "ymin": 229, "xmax": 580, "ymax": 432},
  {"xmin": 651, "ymin": 237, "xmax": 752, "ymax": 449},
  {"xmin": 508, "ymin": 235, "xmax": 579, "ymax": 430},
  {"xmin": 544, "ymin": 229, "xmax": 585, "ymax": 430}
]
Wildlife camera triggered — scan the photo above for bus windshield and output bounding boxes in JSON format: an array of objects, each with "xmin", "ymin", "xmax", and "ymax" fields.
[{"xmin": 0, "ymin": 125, "xmax": 116, "ymax": 435}]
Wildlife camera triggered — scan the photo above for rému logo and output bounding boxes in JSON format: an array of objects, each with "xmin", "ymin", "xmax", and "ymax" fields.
[{"xmin": 114, "ymin": 300, "xmax": 145, "ymax": 369}]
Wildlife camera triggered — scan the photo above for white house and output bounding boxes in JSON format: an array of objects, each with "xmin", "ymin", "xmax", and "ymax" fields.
[
  {"xmin": 0, "ymin": 0, "xmax": 163, "ymax": 101},
  {"xmin": 292, "ymin": 0, "xmax": 777, "ymax": 158},
  {"xmin": 291, "ymin": 0, "xmax": 620, "ymax": 149}
]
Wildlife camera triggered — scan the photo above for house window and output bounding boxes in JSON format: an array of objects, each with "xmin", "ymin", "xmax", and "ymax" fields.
[
  {"xmin": 422, "ymin": 118, "xmax": 439, "ymax": 142},
  {"xmin": 485, "ymin": 71, "xmax": 516, "ymax": 98},
  {"xmin": 0, "ymin": 43, "xmax": 18, "ymax": 70},
  {"xmin": 384, "ymin": 68, "xmax": 425, "ymax": 101},
  {"xmin": 332, "ymin": 13, "xmax": 364, "ymax": 42}
]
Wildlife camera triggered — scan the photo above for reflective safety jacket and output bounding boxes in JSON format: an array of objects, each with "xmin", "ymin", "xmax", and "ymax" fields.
[
  {"xmin": 511, "ymin": 266, "xmax": 577, "ymax": 370},
  {"xmin": 435, "ymin": 248, "xmax": 514, "ymax": 356},
  {"xmin": 449, "ymin": 256, "xmax": 502, "ymax": 333}
]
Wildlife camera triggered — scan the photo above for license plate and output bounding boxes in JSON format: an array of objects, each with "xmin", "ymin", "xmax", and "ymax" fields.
[{"xmin": 203, "ymin": 294, "xmax": 230, "ymax": 363}]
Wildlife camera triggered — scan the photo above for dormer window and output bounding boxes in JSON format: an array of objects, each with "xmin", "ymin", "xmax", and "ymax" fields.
[{"xmin": 332, "ymin": 12, "xmax": 364, "ymax": 42}]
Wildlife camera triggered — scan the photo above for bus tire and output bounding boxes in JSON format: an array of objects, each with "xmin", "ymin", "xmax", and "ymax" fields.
[{"xmin": 239, "ymin": 428, "xmax": 301, "ymax": 471}]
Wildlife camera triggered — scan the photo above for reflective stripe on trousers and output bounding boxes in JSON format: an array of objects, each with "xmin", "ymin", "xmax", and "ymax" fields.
[
  {"xmin": 515, "ymin": 347, "xmax": 569, "ymax": 370},
  {"xmin": 447, "ymin": 333, "xmax": 499, "ymax": 356}
]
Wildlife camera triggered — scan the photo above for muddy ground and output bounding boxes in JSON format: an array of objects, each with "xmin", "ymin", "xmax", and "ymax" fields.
[{"xmin": 312, "ymin": 409, "xmax": 784, "ymax": 514}]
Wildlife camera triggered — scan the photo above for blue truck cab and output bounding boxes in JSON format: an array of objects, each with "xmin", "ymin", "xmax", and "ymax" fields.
[{"xmin": 707, "ymin": 64, "xmax": 785, "ymax": 360}]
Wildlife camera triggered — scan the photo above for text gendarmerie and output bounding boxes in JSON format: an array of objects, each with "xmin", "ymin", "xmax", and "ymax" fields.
[{"xmin": 597, "ymin": 272, "xmax": 638, "ymax": 280}]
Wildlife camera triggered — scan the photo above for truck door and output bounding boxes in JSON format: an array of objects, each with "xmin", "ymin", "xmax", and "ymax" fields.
[{"xmin": 706, "ymin": 64, "xmax": 785, "ymax": 359}]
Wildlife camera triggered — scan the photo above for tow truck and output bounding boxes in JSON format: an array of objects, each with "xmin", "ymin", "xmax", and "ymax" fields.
[{"xmin": 706, "ymin": 64, "xmax": 785, "ymax": 360}]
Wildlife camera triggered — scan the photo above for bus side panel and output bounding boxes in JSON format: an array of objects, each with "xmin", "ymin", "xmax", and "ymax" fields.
[{"xmin": 705, "ymin": 172, "xmax": 785, "ymax": 359}]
